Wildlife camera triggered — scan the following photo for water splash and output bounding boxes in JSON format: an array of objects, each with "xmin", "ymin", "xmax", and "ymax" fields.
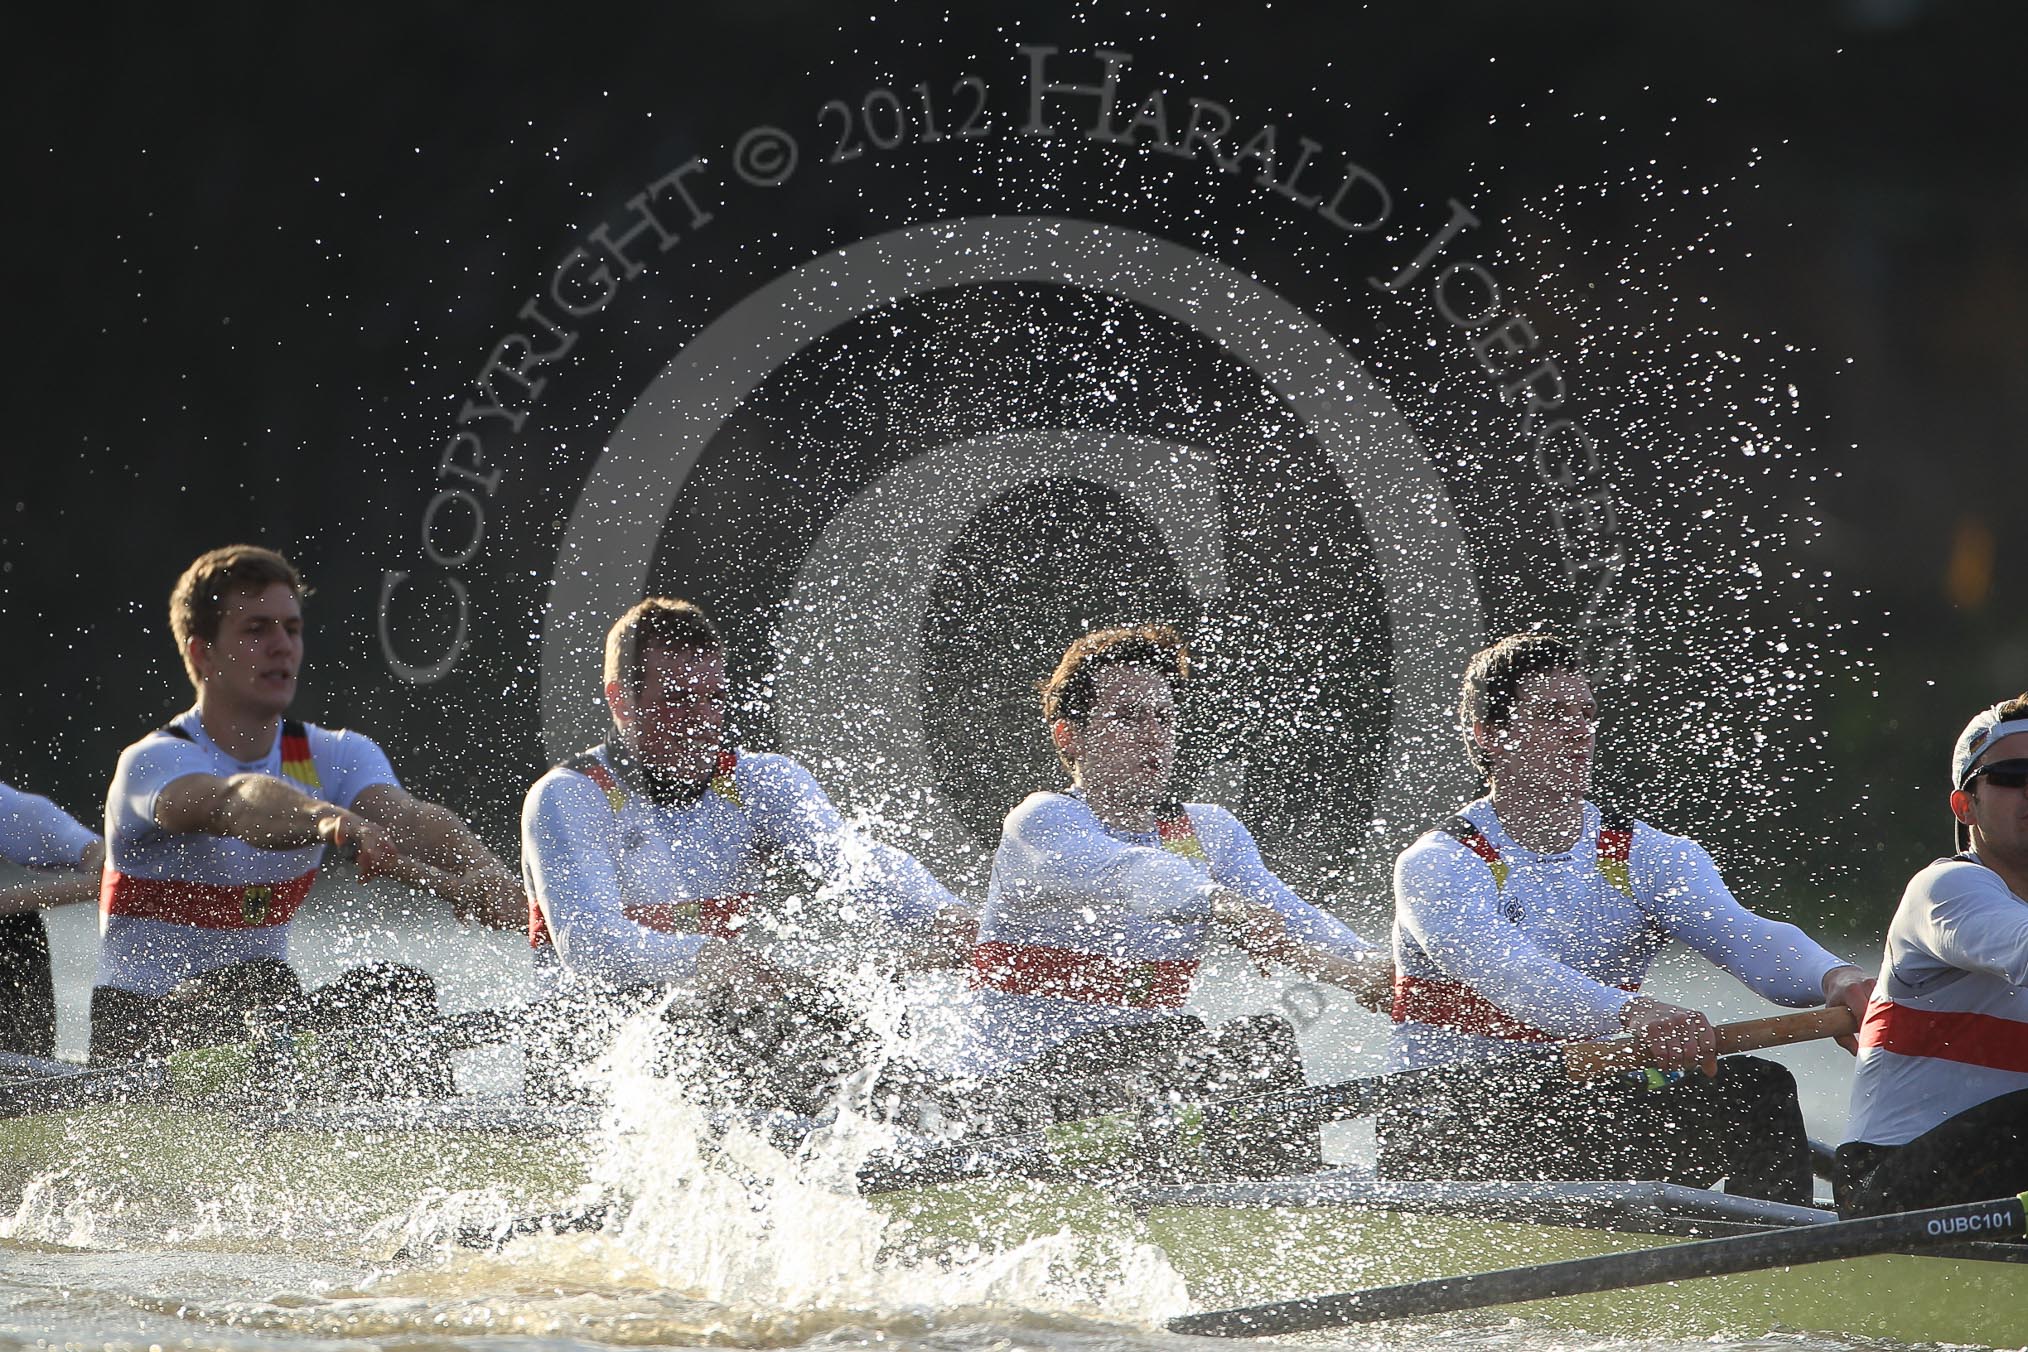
[{"xmin": 374, "ymin": 1006, "xmax": 1192, "ymax": 1339}]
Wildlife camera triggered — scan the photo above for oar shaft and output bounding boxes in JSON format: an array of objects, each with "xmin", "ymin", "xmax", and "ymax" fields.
[
  {"xmin": 0, "ymin": 1061, "xmax": 168, "ymax": 1118},
  {"xmin": 1169, "ymin": 1191, "xmax": 2028, "ymax": 1336},
  {"xmin": 1558, "ymin": 1006, "xmax": 1858, "ymax": 1080},
  {"xmin": 0, "ymin": 1050, "xmax": 86, "ymax": 1079},
  {"xmin": 856, "ymin": 1007, "xmax": 1855, "ymax": 1194},
  {"xmin": 860, "ymin": 1007, "xmax": 1856, "ymax": 1194}
]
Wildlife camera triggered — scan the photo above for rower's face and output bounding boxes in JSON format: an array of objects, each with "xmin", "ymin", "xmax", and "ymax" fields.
[
  {"xmin": 190, "ymin": 583, "xmax": 302, "ymax": 716},
  {"xmin": 1482, "ymin": 669, "xmax": 1597, "ymax": 794},
  {"xmin": 610, "ymin": 645, "xmax": 727, "ymax": 777},
  {"xmin": 1066, "ymin": 666, "xmax": 1179, "ymax": 804},
  {"xmin": 1958, "ymin": 729, "xmax": 2028, "ymax": 863}
]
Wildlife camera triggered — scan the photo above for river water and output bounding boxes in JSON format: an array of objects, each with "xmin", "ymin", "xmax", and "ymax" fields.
[{"xmin": 3, "ymin": 888, "xmax": 2000, "ymax": 1352}]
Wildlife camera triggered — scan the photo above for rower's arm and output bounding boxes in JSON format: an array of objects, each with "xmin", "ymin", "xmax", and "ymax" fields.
[
  {"xmin": 520, "ymin": 770, "xmax": 710, "ymax": 983},
  {"xmin": 351, "ymin": 783, "xmax": 524, "ymax": 928},
  {"xmin": 1198, "ymin": 808, "xmax": 1393, "ymax": 1009},
  {"xmin": 1637, "ymin": 830, "xmax": 1856, "ymax": 1006},
  {"xmin": 151, "ymin": 770, "xmax": 413, "ymax": 887},
  {"xmin": 156, "ymin": 770, "xmax": 348, "ymax": 848},
  {"xmin": 1209, "ymin": 887, "xmax": 1395, "ymax": 1010},
  {"xmin": 0, "ymin": 840, "xmax": 103, "ymax": 917},
  {"xmin": 746, "ymin": 754, "xmax": 976, "ymax": 959},
  {"xmin": 0, "ymin": 782, "xmax": 101, "ymax": 868},
  {"xmin": 1395, "ymin": 835, "xmax": 1633, "ymax": 1037}
]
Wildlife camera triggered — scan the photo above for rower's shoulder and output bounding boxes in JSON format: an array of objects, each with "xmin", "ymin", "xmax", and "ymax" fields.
[
  {"xmin": 1397, "ymin": 800, "xmax": 1497, "ymax": 856},
  {"xmin": 522, "ymin": 753, "xmax": 622, "ymax": 830},
  {"xmin": 297, "ymin": 720, "xmax": 388, "ymax": 759},
  {"xmin": 1611, "ymin": 813, "xmax": 1706, "ymax": 861},
  {"xmin": 114, "ymin": 714, "xmax": 209, "ymax": 772},
  {"xmin": 725, "ymin": 748, "xmax": 822, "ymax": 796},
  {"xmin": 1904, "ymin": 853, "xmax": 2019, "ymax": 908},
  {"xmin": 1177, "ymin": 801, "xmax": 1246, "ymax": 842},
  {"xmin": 728, "ymin": 748, "xmax": 797, "ymax": 778},
  {"xmin": 529, "ymin": 746, "xmax": 615, "ymax": 794},
  {"xmin": 1002, "ymin": 789, "xmax": 1087, "ymax": 840}
]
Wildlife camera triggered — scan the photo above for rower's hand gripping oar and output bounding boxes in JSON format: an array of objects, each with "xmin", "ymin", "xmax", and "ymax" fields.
[
  {"xmin": 1169, "ymin": 1189, "xmax": 2028, "ymax": 1335},
  {"xmin": 855, "ymin": 1007, "xmax": 1859, "ymax": 1195}
]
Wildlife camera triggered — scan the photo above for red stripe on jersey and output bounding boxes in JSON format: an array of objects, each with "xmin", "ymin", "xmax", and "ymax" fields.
[
  {"xmin": 1392, "ymin": 972, "xmax": 1640, "ymax": 1043},
  {"xmin": 101, "ymin": 867, "xmax": 317, "ymax": 930},
  {"xmin": 623, "ymin": 894, "xmax": 755, "ymax": 941},
  {"xmin": 1859, "ymin": 999, "xmax": 2028, "ymax": 1075},
  {"xmin": 969, "ymin": 939, "xmax": 1198, "ymax": 1009}
]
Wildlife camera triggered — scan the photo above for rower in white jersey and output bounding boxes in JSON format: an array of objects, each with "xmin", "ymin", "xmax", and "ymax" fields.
[
  {"xmin": 962, "ymin": 625, "xmax": 1392, "ymax": 1173},
  {"xmin": 0, "ymin": 781, "xmax": 102, "ymax": 1058},
  {"xmin": 92, "ymin": 546, "xmax": 524, "ymax": 1087},
  {"xmin": 1838, "ymin": 691, "xmax": 2028, "ymax": 1216},
  {"xmin": 1379, "ymin": 633, "xmax": 1873, "ymax": 1204},
  {"xmin": 520, "ymin": 597, "xmax": 974, "ymax": 1108}
]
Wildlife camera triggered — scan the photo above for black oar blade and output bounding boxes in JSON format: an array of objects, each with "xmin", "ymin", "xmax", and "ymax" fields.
[{"xmin": 1169, "ymin": 1193, "xmax": 2028, "ymax": 1336}]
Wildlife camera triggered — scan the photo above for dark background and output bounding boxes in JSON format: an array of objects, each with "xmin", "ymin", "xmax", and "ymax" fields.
[{"xmin": 5, "ymin": 0, "xmax": 2021, "ymax": 927}]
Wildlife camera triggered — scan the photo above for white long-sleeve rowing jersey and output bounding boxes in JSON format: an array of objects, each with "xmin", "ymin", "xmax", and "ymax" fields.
[
  {"xmin": 519, "ymin": 743, "xmax": 963, "ymax": 989},
  {"xmin": 960, "ymin": 790, "xmax": 1373, "ymax": 1076},
  {"xmin": 0, "ymin": 782, "xmax": 98, "ymax": 868},
  {"xmin": 1391, "ymin": 798, "xmax": 1847, "ymax": 1070},
  {"xmin": 1845, "ymin": 853, "xmax": 2028, "ymax": 1147},
  {"xmin": 98, "ymin": 710, "xmax": 399, "ymax": 996}
]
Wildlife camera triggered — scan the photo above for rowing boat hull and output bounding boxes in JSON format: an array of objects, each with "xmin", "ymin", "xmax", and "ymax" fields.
[{"xmin": 6, "ymin": 1108, "xmax": 2023, "ymax": 1346}]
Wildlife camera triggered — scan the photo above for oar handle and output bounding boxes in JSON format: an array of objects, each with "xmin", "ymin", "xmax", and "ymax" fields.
[
  {"xmin": 1714, "ymin": 1005, "xmax": 1858, "ymax": 1054},
  {"xmin": 1561, "ymin": 1005, "xmax": 1859, "ymax": 1080}
]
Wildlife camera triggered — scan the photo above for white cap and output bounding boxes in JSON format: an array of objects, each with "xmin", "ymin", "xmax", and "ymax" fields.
[
  {"xmin": 1951, "ymin": 699, "xmax": 2028, "ymax": 851},
  {"xmin": 1952, "ymin": 703, "xmax": 2028, "ymax": 789}
]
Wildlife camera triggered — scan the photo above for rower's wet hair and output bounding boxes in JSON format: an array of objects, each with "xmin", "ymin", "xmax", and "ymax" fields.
[
  {"xmin": 1458, "ymin": 633, "xmax": 1586, "ymax": 775},
  {"xmin": 170, "ymin": 545, "xmax": 307, "ymax": 687},
  {"xmin": 1039, "ymin": 624, "xmax": 1192, "ymax": 732},
  {"xmin": 605, "ymin": 597, "xmax": 724, "ymax": 696}
]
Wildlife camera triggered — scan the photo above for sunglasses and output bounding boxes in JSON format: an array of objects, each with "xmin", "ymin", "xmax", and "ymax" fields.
[{"xmin": 1966, "ymin": 758, "xmax": 2028, "ymax": 790}]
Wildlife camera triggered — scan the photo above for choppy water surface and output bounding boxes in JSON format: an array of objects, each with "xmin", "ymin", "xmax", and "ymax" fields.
[{"xmin": 3, "ymin": 899, "xmax": 1998, "ymax": 1352}]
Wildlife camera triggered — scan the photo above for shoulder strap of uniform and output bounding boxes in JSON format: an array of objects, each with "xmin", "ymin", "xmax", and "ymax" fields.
[
  {"xmin": 279, "ymin": 720, "xmax": 321, "ymax": 791},
  {"xmin": 709, "ymin": 748, "xmax": 742, "ymax": 807},
  {"xmin": 1438, "ymin": 814, "xmax": 1508, "ymax": 888},
  {"xmin": 159, "ymin": 722, "xmax": 194, "ymax": 742},
  {"xmin": 1594, "ymin": 804, "xmax": 1635, "ymax": 896},
  {"xmin": 562, "ymin": 749, "xmax": 627, "ymax": 812},
  {"xmin": 1154, "ymin": 800, "xmax": 1209, "ymax": 867}
]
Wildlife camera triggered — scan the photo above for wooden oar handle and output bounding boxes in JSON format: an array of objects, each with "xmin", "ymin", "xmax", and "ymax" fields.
[
  {"xmin": 1561, "ymin": 1005, "xmax": 1859, "ymax": 1080},
  {"xmin": 1713, "ymin": 1005, "xmax": 1858, "ymax": 1054}
]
